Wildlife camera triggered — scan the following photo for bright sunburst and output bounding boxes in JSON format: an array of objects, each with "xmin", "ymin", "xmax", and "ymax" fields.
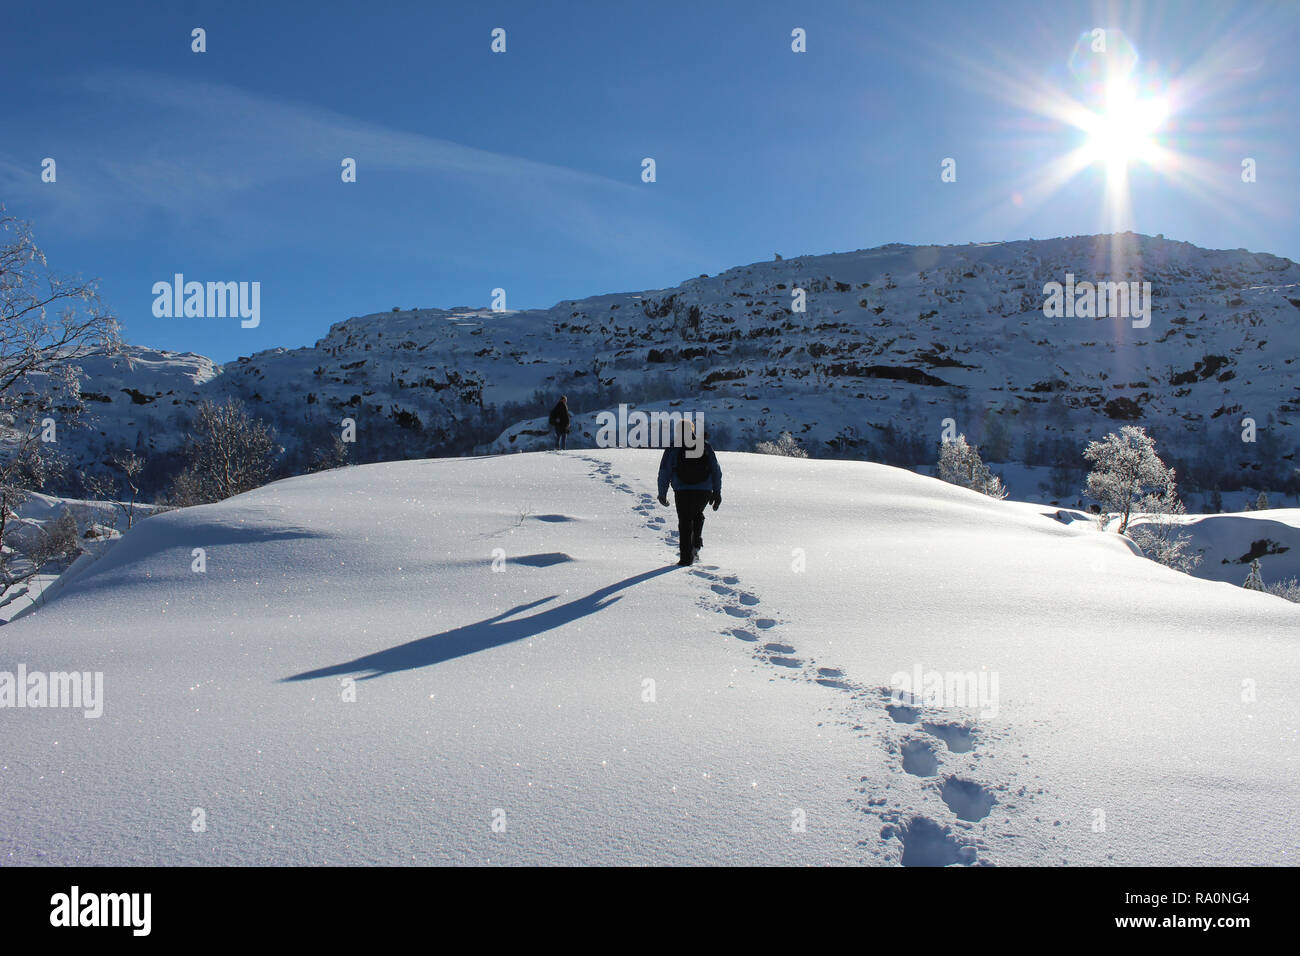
[{"xmin": 1080, "ymin": 81, "xmax": 1169, "ymax": 173}]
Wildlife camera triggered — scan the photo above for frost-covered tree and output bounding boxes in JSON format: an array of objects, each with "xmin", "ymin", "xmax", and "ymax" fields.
[
  {"xmin": 1, "ymin": 213, "xmax": 119, "ymax": 476},
  {"xmin": 1244, "ymin": 558, "xmax": 1265, "ymax": 591},
  {"xmin": 754, "ymin": 431, "xmax": 808, "ymax": 458},
  {"xmin": 1, "ymin": 212, "xmax": 118, "ymax": 599},
  {"xmin": 112, "ymin": 451, "xmax": 145, "ymax": 529},
  {"xmin": 938, "ymin": 434, "xmax": 1007, "ymax": 499},
  {"xmin": 1083, "ymin": 426, "xmax": 1176, "ymax": 534},
  {"xmin": 168, "ymin": 399, "xmax": 277, "ymax": 505}
]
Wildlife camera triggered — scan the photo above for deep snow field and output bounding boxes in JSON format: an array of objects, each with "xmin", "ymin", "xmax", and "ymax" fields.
[{"xmin": 1, "ymin": 450, "xmax": 1296, "ymax": 866}]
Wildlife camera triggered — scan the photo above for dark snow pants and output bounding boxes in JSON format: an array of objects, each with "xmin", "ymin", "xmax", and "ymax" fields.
[
  {"xmin": 554, "ymin": 428, "xmax": 567, "ymax": 450},
  {"xmin": 674, "ymin": 490, "xmax": 711, "ymax": 561}
]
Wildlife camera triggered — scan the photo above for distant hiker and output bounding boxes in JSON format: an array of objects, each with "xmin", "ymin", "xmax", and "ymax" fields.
[
  {"xmin": 657, "ymin": 420, "xmax": 722, "ymax": 566},
  {"xmin": 548, "ymin": 396, "xmax": 571, "ymax": 450}
]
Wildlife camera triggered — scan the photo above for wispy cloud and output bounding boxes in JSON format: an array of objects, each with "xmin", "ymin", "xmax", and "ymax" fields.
[{"xmin": 0, "ymin": 69, "xmax": 652, "ymax": 253}]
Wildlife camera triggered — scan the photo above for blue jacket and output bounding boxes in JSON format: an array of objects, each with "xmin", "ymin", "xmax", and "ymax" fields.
[{"xmin": 658, "ymin": 444, "xmax": 722, "ymax": 498}]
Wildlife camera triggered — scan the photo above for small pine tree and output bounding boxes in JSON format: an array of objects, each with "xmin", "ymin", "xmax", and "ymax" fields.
[
  {"xmin": 1244, "ymin": 558, "xmax": 1265, "ymax": 591},
  {"xmin": 938, "ymin": 434, "xmax": 1008, "ymax": 499},
  {"xmin": 1255, "ymin": 491, "xmax": 1269, "ymax": 511}
]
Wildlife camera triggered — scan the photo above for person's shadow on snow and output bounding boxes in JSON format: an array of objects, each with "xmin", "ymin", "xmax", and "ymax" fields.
[{"xmin": 282, "ymin": 565, "xmax": 675, "ymax": 682}]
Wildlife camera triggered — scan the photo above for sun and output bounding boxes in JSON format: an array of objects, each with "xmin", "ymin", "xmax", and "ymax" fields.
[{"xmin": 1081, "ymin": 82, "xmax": 1169, "ymax": 172}]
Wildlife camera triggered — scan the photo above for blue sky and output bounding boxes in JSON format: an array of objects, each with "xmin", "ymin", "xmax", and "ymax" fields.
[{"xmin": 2, "ymin": 0, "xmax": 1297, "ymax": 362}]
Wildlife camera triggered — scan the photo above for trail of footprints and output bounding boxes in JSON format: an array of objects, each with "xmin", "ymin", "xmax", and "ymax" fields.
[{"xmin": 581, "ymin": 455, "xmax": 1019, "ymax": 866}]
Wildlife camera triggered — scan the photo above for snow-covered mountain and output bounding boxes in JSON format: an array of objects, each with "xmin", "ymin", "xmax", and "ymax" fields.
[
  {"xmin": 3, "ymin": 450, "xmax": 1295, "ymax": 865},
  {"xmin": 58, "ymin": 233, "xmax": 1300, "ymax": 498}
]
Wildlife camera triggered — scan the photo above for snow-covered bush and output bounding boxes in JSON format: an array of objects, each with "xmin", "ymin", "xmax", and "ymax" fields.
[
  {"xmin": 1241, "ymin": 558, "xmax": 1300, "ymax": 602},
  {"xmin": 1083, "ymin": 426, "xmax": 1176, "ymax": 534},
  {"xmin": 938, "ymin": 434, "xmax": 1007, "ymax": 499},
  {"xmin": 1265, "ymin": 578, "xmax": 1300, "ymax": 603},
  {"xmin": 1126, "ymin": 499, "xmax": 1202, "ymax": 574},
  {"xmin": 1245, "ymin": 491, "xmax": 1269, "ymax": 511},
  {"xmin": 755, "ymin": 431, "xmax": 808, "ymax": 458},
  {"xmin": 167, "ymin": 399, "xmax": 277, "ymax": 505},
  {"xmin": 32, "ymin": 508, "xmax": 80, "ymax": 568}
]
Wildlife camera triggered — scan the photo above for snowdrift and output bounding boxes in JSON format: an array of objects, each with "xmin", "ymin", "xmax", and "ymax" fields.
[{"xmin": 1, "ymin": 450, "xmax": 1295, "ymax": 866}]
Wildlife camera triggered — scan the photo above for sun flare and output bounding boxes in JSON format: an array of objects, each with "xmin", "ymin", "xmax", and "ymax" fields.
[{"xmin": 1081, "ymin": 83, "xmax": 1169, "ymax": 172}]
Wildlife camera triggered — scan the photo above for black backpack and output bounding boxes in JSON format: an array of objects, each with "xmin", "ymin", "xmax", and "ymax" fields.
[{"xmin": 676, "ymin": 445, "xmax": 711, "ymax": 485}]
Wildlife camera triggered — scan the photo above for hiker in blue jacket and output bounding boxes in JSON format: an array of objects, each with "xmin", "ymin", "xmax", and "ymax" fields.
[{"xmin": 657, "ymin": 420, "xmax": 722, "ymax": 566}]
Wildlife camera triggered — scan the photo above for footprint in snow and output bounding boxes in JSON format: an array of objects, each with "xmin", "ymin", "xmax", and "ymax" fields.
[
  {"xmin": 939, "ymin": 777, "xmax": 996, "ymax": 822},
  {"xmin": 816, "ymin": 676, "xmax": 854, "ymax": 691},
  {"xmin": 887, "ymin": 703, "xmax": 921, "ymax": 724},
  {"xmin": 885, "ymin": 815, "xmax": 979, "ymax": 867},
  {"xmin": 900, "ymin": 738, "xmax": 940, "ymax": 777},
  {"xmin": 922, "ymin": 722, "xmax": 976, "ymax": 754},
  {"xmin": 815, "ymin": 666, "xmax": 854, "ymax": 691},
  {"xmin": 766, "ymin": 655, "xmax": 804, "ymax": 668}
]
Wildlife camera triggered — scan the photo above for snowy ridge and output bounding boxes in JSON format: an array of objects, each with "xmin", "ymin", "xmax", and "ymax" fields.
[
  {"xmin": 52, "ymin": 233, "xmax": 1300, "ymax": 496},
  {"xmin": 2, "ymin": 450, "xmax": 1295, "ymax": 865}
]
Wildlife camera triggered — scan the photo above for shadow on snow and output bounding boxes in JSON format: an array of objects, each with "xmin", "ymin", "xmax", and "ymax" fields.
[{"xmin": 282, "ymin": 565, "xmax": 675, "ymax": 682}]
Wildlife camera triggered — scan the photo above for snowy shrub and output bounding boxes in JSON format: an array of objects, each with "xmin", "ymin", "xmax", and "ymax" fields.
[
  {"xmin": 755, "ymin": 431, "xmax": 808, "ymax": 458},
  {"xmin": 1125, "ymin": 500, "xmax": 1202, "ymax": 574},
  {"xmin": 307, "ymin": 435, "xmax": 350, "ymax": 473},
  {"xmin": 1241, "ymin": 558, "xmax": 1300, "ymax": 602},
  {"xmin": 1083, "ymin": 426, "xmax": 1176, "ymax": 534},
  {"xmin": 167, "ymin": 399, "xmax": 277, "ymax": 505},
  {"xmin": 1245, "ymin": 491, "xmax": 1269, "ymax": 511},
  {"xmin": 32, "ymin": 509, "xmax": 80, "ymax": 569},
  {"xmin": 1265, "ymin": 578, "xmax": 1300, "ymax": 603},
  {"xmin": 937, "ymin": 434, "xmax": 1007, "ymax": 499}
]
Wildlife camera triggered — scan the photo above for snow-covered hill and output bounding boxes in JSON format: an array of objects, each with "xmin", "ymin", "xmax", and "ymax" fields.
[
  {"xmin": 54, "ymin": 233, "xmax": 1300, "ymax": 500},
  {"xmin": 2, "ymin": 450, "xmax": 1295, "ymax": 865}
]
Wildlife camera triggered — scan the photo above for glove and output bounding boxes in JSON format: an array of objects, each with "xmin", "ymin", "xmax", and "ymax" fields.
[
  {"xmin": 658, "ymin": 494, "xmax": 669, "ymax": 507},
  {"xmin": 711, "ymin": 493, "xmax": 721, "ymax": 511}
]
